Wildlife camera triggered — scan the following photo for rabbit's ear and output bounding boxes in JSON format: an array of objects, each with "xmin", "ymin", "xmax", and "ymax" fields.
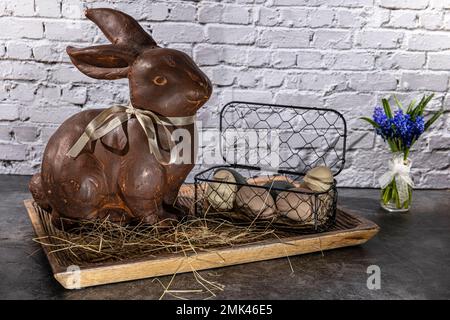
[
  {"xmin": 67, "ymin": 45, "xmax": 136, "ymax": 80},
  {"xmin": 85, "ymin": 8, "xmax": 157, "ymax": 51}
]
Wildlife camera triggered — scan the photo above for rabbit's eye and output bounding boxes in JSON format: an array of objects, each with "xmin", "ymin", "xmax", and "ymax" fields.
[{"xmin": 153, "ymin": 76, "xmax": 167, "ymax": 86}]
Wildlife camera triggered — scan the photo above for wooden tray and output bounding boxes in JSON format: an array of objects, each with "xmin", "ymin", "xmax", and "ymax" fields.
[{"xmin": 24, "ymin": 187, "xmax": 379, "ymax": 289}]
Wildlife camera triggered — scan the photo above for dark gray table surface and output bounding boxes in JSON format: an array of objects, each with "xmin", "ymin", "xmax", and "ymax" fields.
[{"xmin": 1, "ymin": 174, "xmax": 449, "ymax": 300}]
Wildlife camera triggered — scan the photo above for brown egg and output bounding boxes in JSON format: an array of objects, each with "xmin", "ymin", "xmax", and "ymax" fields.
[
  {"xmin": 303, "ymin": 166, "xmax": 334, "ymax": 192},
  {"xmin": 276, "ymin": 187, "xmax": 314, "ymax": 223},
  {"xmin": 235, "ymin": 185, "xmax": 276, "ymax": 219},
  {"xmin": 247, "ymin": 175, "xmax": 298, "ymax": 186},
  {"xmin": 263, "ymin": 180, "xmax": 296, "ymax": 198}
]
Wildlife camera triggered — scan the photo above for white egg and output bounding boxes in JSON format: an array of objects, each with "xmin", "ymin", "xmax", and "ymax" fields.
[
  {"xmin": 205, "ymin": 169, "xmax": 245, "ymax": 211},
  {"xmin": 303, "ymin": 166, "xmax": 334, "ymax": 192}
]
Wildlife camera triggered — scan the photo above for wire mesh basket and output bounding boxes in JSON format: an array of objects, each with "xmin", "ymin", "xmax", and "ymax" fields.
[{"xmin": 194, "ymin": 101, "xmax": 347, "ymax": 233}]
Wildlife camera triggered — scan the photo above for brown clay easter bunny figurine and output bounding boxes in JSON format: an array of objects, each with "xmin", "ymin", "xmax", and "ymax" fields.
[{"xmin": 29, "ymin": 8, "xmax": 212, "ymax": 227}]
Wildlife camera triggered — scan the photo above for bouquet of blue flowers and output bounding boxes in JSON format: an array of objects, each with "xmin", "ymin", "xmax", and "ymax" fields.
[{"xmin": 361, "ymin": 94, "xmax": 443, "ymax": 211}]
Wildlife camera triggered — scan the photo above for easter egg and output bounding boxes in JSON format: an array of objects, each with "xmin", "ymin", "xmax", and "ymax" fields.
[
  {"xmin": 235, "ymin": 185, "xmax": 276, "ymax": 219},
  {"xmin": 276, "ymin": 187, "xmax": 313, "ymax": 223},
  {"xmin": 247, "ymin": 175, "xmax": 297, "ymax": 186},
  {"xmin": 206, "ymin": 168, "xmax": 246, "ymax": 211},
  {"xmin": 263, "ymin": 180, "xmax": 296, "ymax": 198},
  {"xmin": 303, "ymin": 166, "xmax": 334, "ymax": 192}
]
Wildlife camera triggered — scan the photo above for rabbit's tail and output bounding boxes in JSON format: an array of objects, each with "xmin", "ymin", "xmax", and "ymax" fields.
[{"xmin": 29, "ymin": 173, "xmax": 51, "ymax": 211}]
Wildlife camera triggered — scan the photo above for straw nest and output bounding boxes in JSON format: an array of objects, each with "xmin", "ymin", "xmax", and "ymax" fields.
[
  {"xmin": 33, "ymin": 211, "xmax": 290, "ymax": 265},
  {"xmin": 33, "ymin": 206, "xmax": 297, "ymax": 300},
  {"xmin": 32, "ymin": 184, "xmax": 332, "ymax": 299},
  {"xmin": 33, "ymin": 184, "xmax": 329, "ymax": 265}
]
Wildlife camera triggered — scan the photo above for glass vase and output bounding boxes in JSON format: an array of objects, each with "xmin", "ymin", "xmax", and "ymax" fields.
[{"xmin": 379, "ymin": 154, "xmax": 413, "ymax": 213}]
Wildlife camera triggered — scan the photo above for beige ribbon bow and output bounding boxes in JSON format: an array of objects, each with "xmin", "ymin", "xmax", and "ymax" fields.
[
  {"xmin": 66, "ymin": 103, "xmax": 196, "ymax": 165},
  {"xmin": 378, "ymin": 154, "xmax": 414, "ymax": 206}
]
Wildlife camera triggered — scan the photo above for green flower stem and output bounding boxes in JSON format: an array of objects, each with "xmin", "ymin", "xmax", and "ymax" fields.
[
  {"xmin": 404, "ymin": 148, "xmax": 410, "ymax": 161},
  {"xmin": 382, "ymin": 184, "xmax": 392, "ymax": 204},
  {"xmin": 393, "ymin": 181, "xmax": 401, "ymax": 208},
  {"xmin": 381, "ymin": 179, "xmax": 412, "ymax": 209},
  {"xmin": 386, "ymin": 138, "xmax": 411, "ymax": 160}
]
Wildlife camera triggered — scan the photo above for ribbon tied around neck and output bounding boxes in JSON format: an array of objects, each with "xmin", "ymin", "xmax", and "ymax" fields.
[
  {"xmin": 66, "ymin": 103, "xmax": 196, "ymax": 165},
  {"xmin": 378, "ymin": 154, "xmax": 414, "ymax": 206}
]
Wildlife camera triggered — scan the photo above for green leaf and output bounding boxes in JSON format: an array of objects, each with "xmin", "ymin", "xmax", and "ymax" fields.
[
  {"xmin": 419, "ymin": 94, "xmax": 434, "ymax": 116},
  {"xmin": 394, "ymin": 95, "xmax": 403, "ymax": 110},
  {"xmin": 360, "ymin": 117, "xmax": 380, "ymax": 128},
  {"xmin": 406, "ymin": 99, "xmax": 416, "ymax": 114},
  {"xmin": 412, "ymin": 94, "xmax": 434, "ymax": 119},
  {"xmin": 425, "ymin": 110, "xmax": 444, "ymax": 131},
  {"xmin": 382, "ymin": 98, "xmax": 393, "ymax": 118},
  {"xmin": 387, "ymin": 139, "xmax": 397, "ymax": 152},
  {"xmin": 411, "ymin": 95, "xmax": 427, "ymax": 118}
]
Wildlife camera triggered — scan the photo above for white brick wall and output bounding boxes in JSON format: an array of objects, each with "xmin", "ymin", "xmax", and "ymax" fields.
[{"xmin": 0, "ymin": 0, "xmax": 449, "ymax": 188}]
